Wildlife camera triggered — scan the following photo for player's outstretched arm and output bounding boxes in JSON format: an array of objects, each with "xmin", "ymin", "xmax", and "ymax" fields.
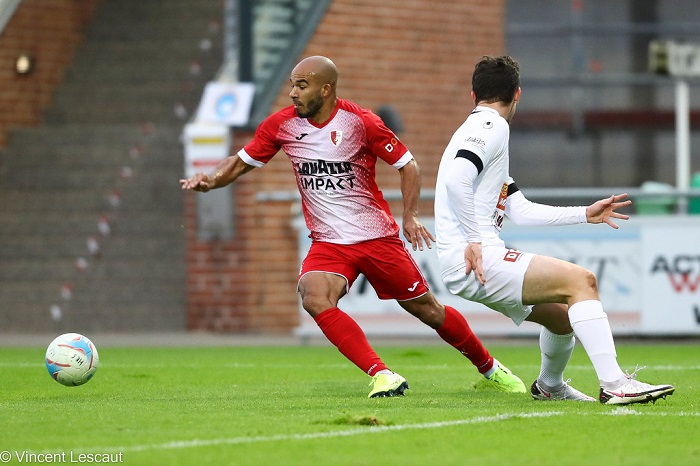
[
  {"xmin": 585, "ymin": 193, "xmax": 632, "ymax": 229},
  {"xmin": 180, "ymin": 154, "xmax": 254, "ymax": 192}
]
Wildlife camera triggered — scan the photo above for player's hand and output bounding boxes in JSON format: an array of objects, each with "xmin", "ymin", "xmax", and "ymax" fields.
[
  {"xmin": 464, "ymin": 242, "xmax": 485, "ymax": 285},
  {"xmin": 586, "ymin": 193, "xmax": 631, "ymax": 229},
  {"xmin": 180, "ymin": 172, "xmax": 213, "ymax": 192},
  {"xmin": 403, "ymin": 215, "xmax": 435, "ymax": 251}
]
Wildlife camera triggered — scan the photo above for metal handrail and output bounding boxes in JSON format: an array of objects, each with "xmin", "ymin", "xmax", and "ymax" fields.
[{"xmin": 256, "ymin": 187, "xmax": 700, "ymax": 203}]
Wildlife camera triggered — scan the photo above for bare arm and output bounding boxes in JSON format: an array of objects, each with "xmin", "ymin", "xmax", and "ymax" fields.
[
  {"xmin": 398, "ymin": 159, "xmax": 435, "ymax": 251},
  {"xmin": 180, "ymin": 154, "xmax": 255, "ymax": 192}
]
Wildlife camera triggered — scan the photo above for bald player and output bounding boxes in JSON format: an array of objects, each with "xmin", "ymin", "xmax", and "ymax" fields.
[{"xmin": 181, "ymin": 56, "xmax": 526, "ymax": 398}]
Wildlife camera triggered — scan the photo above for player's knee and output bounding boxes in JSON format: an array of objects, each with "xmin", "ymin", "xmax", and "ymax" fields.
[
  {"xmin": 571, "ymin": 267, "xmax": 599, "ymax": 300},
  {"xmin": 400, "ymin": 299, "xmax": 444, "ymax": 328},
  {"xmin": 301, "ymin": 294, "xmax": 331, "ymax": 317},
  {"xmin": 418, "ymin": 307, "xmax": 443, "ymax": 328},
  {"xmin": 581, "ymin": 268, "xmax": 599, "ymax": 294}
]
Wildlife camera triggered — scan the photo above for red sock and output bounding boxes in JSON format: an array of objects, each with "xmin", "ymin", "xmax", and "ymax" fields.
[
  {"xmin": 436, "ymin": 306, "xmax": 494, "ymax": 374},
  {"xmin": 314, "ymin": 307, "xmax": 388, "ymax": 376}
]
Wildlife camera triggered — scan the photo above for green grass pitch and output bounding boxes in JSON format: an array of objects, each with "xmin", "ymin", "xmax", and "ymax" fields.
[{"xmin": 0, "ymin": 341, "xmax": 698, "ymax": 465}]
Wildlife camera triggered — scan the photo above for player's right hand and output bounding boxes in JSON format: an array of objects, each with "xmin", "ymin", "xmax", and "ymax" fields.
[
  {"xmin": 180, "ymin": 172, "xmax": 213, "ymax": 192},
  {"xmin": 464, "ymin": 242, "xmax": 485, "ymax": 285}
]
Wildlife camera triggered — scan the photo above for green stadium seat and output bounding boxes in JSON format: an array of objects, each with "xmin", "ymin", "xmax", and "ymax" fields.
[
  {"xmin": 636, "ymin": 181, "xmax": 676, "ymax": 215},
  {"xmin": 689, "ymin": 172, "xmax": 700, "ymax": 214}
]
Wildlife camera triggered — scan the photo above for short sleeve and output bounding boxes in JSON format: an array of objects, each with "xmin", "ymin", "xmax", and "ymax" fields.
[
  {"xmin": 361, "ymin": 109, "xmax": 409, "ymax": 166},
  {"xmin": 239, "ymin": 114, "xmax": 284, "ymax": 166}
]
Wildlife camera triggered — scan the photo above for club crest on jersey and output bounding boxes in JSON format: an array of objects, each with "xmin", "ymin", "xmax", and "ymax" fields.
[{"xmin": 330, "ymin": 130, "xmax": 343, "ymax": 146}]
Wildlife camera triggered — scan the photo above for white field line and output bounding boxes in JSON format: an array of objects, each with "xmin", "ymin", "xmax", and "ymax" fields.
[
  {"xmin": 104, "ymin": 412, "xmax": 563, "ymax": 453},
  {"xmin": 97, "ymin": 410, "xmax": 700, "ymax": 454}
]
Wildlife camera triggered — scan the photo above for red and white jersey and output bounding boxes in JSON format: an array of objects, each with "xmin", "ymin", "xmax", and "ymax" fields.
[{"xmin": 238, "ymin": 98, "xmax": 413, "ymax": 244}]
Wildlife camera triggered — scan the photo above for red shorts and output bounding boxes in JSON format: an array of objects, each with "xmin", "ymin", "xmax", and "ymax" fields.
[{"xmin": 298, "ymin": 235, "xmax": 429, "ymax": 301}]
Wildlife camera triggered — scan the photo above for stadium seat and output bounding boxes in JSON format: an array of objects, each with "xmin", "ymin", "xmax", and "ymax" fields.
[
  {"xmin": 636, "ymin": 181, "xmax": 677, "ymax": 215},
  {"xmin": 689, "ymin": 172, "xmax": 700, "ymax": 215}
]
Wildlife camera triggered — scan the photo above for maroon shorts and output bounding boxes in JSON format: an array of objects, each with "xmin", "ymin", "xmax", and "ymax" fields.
[{"xmin": 298, "ymin": 235, "xmax": 429, "ymax": 301}]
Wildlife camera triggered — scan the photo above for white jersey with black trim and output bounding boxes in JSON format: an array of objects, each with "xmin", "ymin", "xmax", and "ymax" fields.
[
  {"xmin": 435, "ymin": 105, "xmax": 587, "ymax": 277},
  {"xmin": 434, "ymin": 106, "xmax": 512, "ymax": 277}
]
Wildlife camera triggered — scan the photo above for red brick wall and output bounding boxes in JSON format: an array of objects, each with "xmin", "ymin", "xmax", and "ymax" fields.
[
  {"xmin": 0, "ymin": 0, "xmax": 99, "ymax": 147},
  {"xmin": 185, "ymin": 0, "xmax": 505, "ymax": 333}
]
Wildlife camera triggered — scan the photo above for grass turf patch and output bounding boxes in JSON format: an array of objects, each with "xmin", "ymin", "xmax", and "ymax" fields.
[{"xmin": 0, "ymin": 343, "xmax": 696, "ymax": 465}]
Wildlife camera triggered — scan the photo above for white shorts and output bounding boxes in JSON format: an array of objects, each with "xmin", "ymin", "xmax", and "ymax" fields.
[{"xmin": 441, "ymin": 245, "xmax": 534, "ymax": 325}]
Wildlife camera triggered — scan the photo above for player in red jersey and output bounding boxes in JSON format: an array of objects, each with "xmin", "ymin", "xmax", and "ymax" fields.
[{"xmin": 181, "ymin": 56, "xmax": 525, "ymax": 397}]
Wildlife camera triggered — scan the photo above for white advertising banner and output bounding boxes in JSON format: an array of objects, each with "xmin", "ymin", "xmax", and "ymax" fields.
[
  {"xmin": 295, "ymin": 216, "xmax": 700, "ymax": 337},
  {"xmin": 194, "ymin": 82, "xmax": 255, "ymax": 126},
  {"xmin": 183, "ymin": 122, "xmax": 230, "ymax": 178},
  {"xmin": 642, "ymin": 222, "xmax": 700, "ymax": 333}
]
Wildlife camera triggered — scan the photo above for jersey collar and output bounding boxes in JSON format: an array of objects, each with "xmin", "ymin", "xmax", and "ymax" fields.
[
  {"xmin": 471, "ymin": 105, "xmax": 500, "ymax": 116},
  {"xmin": 306, "ymin": 99, "xmax": 342, "ymax": 129}
]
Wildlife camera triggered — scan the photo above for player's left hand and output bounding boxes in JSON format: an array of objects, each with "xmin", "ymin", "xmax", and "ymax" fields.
[
  {"xmin": 586, "ymin": 193, "xmax": 632, "ymax": 229},
  {"xmin": 403, "ymin": 216, "xmax": 435, "ymax": 251},
  {"xmin": 464, "ymin": 242, "xmax": 485, "ymax": 285},
  {"xmin": 180, "ymin": 172, "xmax": 214, "ymax": 192}
]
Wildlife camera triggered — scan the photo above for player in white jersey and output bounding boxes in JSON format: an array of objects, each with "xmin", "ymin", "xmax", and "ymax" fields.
[
  {"xmin": 435, "ymin": 55, "xmax": 675, "ymax": 405},
  {"xmin": 181, "ymin": 55, "xmax": 526, "ymax": 398}
]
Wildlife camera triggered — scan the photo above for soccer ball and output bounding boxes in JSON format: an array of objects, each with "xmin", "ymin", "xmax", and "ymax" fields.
[{"xmin": 45, "ymin": 333, "xmax": 99, "ymax": 386}]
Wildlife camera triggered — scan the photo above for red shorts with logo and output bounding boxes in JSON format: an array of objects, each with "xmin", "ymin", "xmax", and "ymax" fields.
[{"xmin": 298, "ymin": 235, "xmax": 429, "ymax": 301}]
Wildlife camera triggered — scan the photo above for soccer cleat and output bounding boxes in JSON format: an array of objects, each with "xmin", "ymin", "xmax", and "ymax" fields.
[
  {"xmin": 599, "ymin": 378, "xmax": 675, "ymax": 405},
  {"xmin": 484, "ymin": 360, "xmax": 527, "ymax": 393},
  {"xmin": 531, "ymin": 380, "xmax": 596, "ymax": 402},
  {"xmin": 368, "ymin": 372, "xmax": 409, "ymax": 398}
]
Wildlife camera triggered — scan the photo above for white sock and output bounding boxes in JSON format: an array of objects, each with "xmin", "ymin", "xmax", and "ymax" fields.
[
  {"xmin": 569, "ymin": 300, "xmax": 625, "ymax": 384},
  {"xmin": 538, "ymin": 327, "xmax": 575, "ymax": 389},
  {"xmin": 376, "ymin": 369, "xmax": 393, "ymax": 376},
  {"xmin": 483, "ymin": 359, "xmax": 499, "ymax": 378}
]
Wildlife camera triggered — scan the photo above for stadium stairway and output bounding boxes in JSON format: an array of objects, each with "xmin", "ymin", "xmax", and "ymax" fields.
[{"xmin": 0, "ymin": 0, "xmax": 223, "ymax": 332}]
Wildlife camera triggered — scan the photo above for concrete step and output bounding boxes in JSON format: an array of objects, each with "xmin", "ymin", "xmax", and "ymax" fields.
[
  {"xmin": 85, "ymin": 19, "xmax": 218, "ymax": 42},
  {"xmin": 0, "ymin": 0, "xmax": 229, "ymax": 332},
  {"xmin": 0, "ymin": 189, "xmax": 111, "ymax": 211},
  {"xmin": 0, "ymin": 302, "xmax": 186, "ymax": 332},
  {"xmin": 0, "ymin": 176, "xmax": 183, "ymax": 211},
  {"xmin": 62, "ymin": 65, "xmax": 197, "ymax": 84},
  {"xmin": 0, "ymin": 260, "xmax": 77, "ymax": 281},
  {"xmin": 0, "ymin": 234, "xmax": 95, "ymax": 258},
  {"xmin": 0, "ymin": 284, "xmax": 186, "ymax": 332},
  {"xmin": 4, "ymin": 149, "xmax": 138, "ymax": 167},
  {"xmin": 89, "ymin": 3, "xmax": 220, "ymax": 24},
  {"xmin": 0, "ymin": 256, "xmax": 183, "ymax": 281},
  {"xmin": 54, "ymin": 82, "xmax": 199, "ymax": 99},
  {"xmin": 5, "ymin": 124, "xmax": 181, "ymax": 152},
  {"xmin": 2, "ymin": 163, "xmax": 184, "ymax": 191},
  {"xmin": 42, "ymin": 105, "xmax": 189, "ymax": 125},
  {"xmin": 0, "ymin": 210, "xmax": 182, "ymax": 236},
  {"xmin": 49, "ymin": 88, "xmax": 200, "ymax": 111},
  {"xmin": 0, "ymin": 213, "xmax": 114, "ymax": 236},
  {"xmin": 7, "ymin": 124, "xmax": 148, "ymax": 145},
  {"xmin": 5, "ymin": 150, "xmax": 181, "ymax": 169},
  {"xmin": 0, "ymin": 280, "xmax": 185, "ymax": 301},
  {"xmin": 8, "ymin": 170, "xmax": 131, "ymax": 190},
  {"xmin": 72, "ymin": 40, "xmax": 213, "ymax": 63}
]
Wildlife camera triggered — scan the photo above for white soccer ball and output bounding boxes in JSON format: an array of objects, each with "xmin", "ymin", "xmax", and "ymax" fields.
[{"xmin": 45, "ymin": 333, "xmax": 99, "ymax": 386}]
